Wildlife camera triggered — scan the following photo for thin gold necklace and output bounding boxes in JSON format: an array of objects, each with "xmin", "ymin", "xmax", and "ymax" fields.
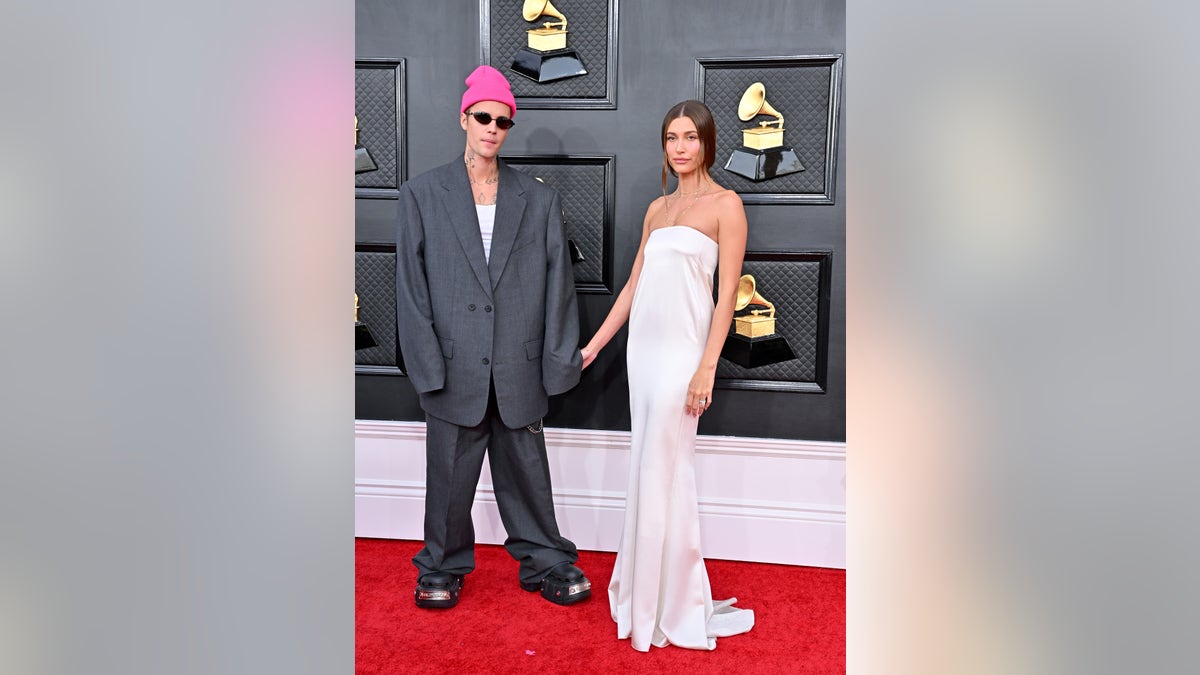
[{"xmin": 665, "ymin": 180, "xmax": 708, "ymax": 228}]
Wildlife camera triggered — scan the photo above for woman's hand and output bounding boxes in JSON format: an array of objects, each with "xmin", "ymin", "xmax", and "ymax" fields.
[
  {"xmin": 686, "ymin": 366, "xmax": 716, "ymax": 417},
  {"xmin": 581, "ymin": 345, "xmax": 598, "ymax": 370}
]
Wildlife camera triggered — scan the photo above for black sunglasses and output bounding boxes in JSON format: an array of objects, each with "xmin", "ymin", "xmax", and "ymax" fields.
[{"xmin": 467, "ymin": 110, "xmax": 516, "ymax": 130}]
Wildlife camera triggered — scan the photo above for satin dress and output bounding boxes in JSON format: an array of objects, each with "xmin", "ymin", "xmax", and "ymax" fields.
[{"xmin": 608, "ymin": 226, "xmax": 755, "ymax": 651}]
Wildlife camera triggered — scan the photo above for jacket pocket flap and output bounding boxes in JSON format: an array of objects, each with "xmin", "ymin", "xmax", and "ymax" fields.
[{"xmin": 524, "ymin": 339, "xmax": 543, "ymax": 360}]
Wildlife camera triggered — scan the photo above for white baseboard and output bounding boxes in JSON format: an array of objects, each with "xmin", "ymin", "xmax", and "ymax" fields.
[{"xmin": 355, "ymin": 420, "xmax": 845, "ymax": 568}]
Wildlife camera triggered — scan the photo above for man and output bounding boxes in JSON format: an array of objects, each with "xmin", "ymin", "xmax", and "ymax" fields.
[{"xmin": 395, "ymin": 65, "xmax": 590, "ymax": 609}]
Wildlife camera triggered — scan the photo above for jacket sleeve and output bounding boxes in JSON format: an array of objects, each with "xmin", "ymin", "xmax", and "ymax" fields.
[
  {"xmin": 394, "ymin": 183, "xmax": 445, "ymax": 394},
  {"xmin": 541, "ymin": 190, "xmax": 583, "ymax": 396}
]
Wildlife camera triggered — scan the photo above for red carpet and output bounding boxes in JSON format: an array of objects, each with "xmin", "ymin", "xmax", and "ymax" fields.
[{"xmin": 356, "ymin": 538, "xmax": 844, "ymax": 674}]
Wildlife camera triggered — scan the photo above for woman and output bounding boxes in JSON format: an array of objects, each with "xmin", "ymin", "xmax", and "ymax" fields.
[{"xmin": 581, "ymin": 100, "xmax": 753, "ymax": 651}]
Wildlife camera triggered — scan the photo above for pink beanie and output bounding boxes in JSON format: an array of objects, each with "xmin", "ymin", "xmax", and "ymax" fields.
[{"xmin": 460, "ymin": 65, "xmax": 517, "ymax": 115}]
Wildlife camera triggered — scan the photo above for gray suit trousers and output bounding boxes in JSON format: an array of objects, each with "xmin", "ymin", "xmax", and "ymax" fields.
[{"xmin": 412, "ymin": 384, "xmax": 579, "ymax": 585}]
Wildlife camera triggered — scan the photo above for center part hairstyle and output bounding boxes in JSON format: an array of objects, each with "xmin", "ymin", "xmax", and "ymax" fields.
[{"xmin": 660, "ymin": 99, "xmax": 717, "ymax": 194}]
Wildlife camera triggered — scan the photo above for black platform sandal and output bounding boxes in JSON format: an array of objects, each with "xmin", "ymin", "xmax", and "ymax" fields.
[
  {"xmin": 414, "ymin": 572, "xmax": 464, "ymax": 609},
  {"xmin": 520, "ymin": 563, "xmax": 591, "ymax": 605}
]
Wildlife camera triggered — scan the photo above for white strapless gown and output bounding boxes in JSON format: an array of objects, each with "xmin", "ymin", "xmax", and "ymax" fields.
[{"xmin": 608, "ymin": 226, "xmax": 755, "ymax": 651}]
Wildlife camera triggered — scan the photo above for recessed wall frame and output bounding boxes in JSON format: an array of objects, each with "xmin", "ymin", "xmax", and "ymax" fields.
[
  {"xmin": 696, "ymin": 55, "xmax": 843, "ymax": 204},
  {"xmin": 355, "ymin": 243, "xmax": 406, "ymax": 376},
  {"xmin": 481, "ymin": 0, "xmax": 619, "ymax": 110},
  {"xmin": 355, "ymin": 58, "xmax": 407, "ymax": 199},
  {"xmin": 715, "ymin": 251, "xmax": 832, "ymax": 393},
  {"xmin": 502, "ymin": 154, "xmax": 615, "ymax": 294}
]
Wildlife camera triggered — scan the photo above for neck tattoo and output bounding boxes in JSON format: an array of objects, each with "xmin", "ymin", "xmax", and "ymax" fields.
[{"xmin": 465, "ymin": 150, "xmax": 499, "ymax": 204}]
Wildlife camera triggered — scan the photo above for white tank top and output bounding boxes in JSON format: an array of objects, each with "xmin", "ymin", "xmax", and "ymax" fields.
[{"xmin": 476, "ymin": 204, "xmax": 496, "ymax": 263}]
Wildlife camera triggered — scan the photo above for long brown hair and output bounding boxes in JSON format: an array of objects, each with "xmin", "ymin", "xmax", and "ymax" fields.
[{"xmin": 660, "ymin": 100, "xmax": 717, "ymax": 195}]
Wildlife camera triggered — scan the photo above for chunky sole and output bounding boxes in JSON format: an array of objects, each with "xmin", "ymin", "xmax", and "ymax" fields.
[
  {"xmin": 414, "ymin": 575, "xmax": 463, "ymax": 609},
  {"xmin": 541, "ymin": 576, "xmax": 592, "ymax": 605},
  {"xmin": 521, "ymin": 571, "xmax": 592, "ymax": 605}
]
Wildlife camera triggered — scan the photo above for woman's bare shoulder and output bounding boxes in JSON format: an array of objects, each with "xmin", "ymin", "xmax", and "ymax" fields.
[
  {"xmin": 712, "ymin": 186, "xmax": 743, "ymax": 207},
  {"xmin": 644, "ymin": 194, "xmax": 669, "ymax": 217}
]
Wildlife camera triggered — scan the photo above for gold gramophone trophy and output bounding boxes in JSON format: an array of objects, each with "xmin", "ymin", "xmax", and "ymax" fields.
[
  {"xmin": 720, "ymin": 275, "xmax": 797, "ymax": 368},
  {"xmin": 355, "ymin": 116, "xmax": 378, "ymax": 175},
  {"xmin": 355, "ymin": 293, "xmax": 377, "ymax": 351},
  {"xmin": 723, "ymin": 82, "xmax": 805, "ymax": 182},
  {"xmin": 510, "ymin": 0, "xmax": 587, "ymax": 83}
]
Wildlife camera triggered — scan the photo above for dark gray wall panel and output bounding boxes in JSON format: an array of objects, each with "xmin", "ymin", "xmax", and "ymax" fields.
[
  {"xmin": 716, "ymin": 252, "xmax": 832, "ymax": 391},
  {"xmin": 698, "ymin": 55, "xmax": 842, "ymax": 203},
  {"xmin": 504, "ymin": 154, "xmax": 614, "ymax": 293},
  {"xmin": 354, "ymin": 59, "xmax": 406, "ymax": 196},
  {"xmin": 355, "ymin": 247, "xmax": 403, "ymax": 370},
  {"xmin": 356, "ymin": 375, "xmax": 425, "ymax": 421},
  {"xmin": 481, "ymin": 0, "xmax": 617, "ymax": 107},
  {"xmin": 356, "ymin": 0, "xmax": 845, "ymax": 442}
]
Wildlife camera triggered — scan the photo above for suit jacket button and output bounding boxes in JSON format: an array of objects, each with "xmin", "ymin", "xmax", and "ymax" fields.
[
  {"xmin": 482, "ymin": 357, "xmax": 490, "ymax": 365},
  {"xmin": 468, "ymin": 304, "xmax": 476, "ymax": 311},
  {"xmin": 484, "ymin": 305, "xmax": 492, "ymax": 312}
]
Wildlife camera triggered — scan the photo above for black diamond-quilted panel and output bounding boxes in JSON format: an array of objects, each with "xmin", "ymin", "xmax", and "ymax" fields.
[
  {"xmin": 356, "ymin": 251, "xmax": 399, "ymax": 367},
  {"xmin": 488, "ymin": 0, "xmax": 610, "ymax": 99},
  {"xmin": 508, "ymin": 162, "xmax": 608, "ymax": 289},
  {"xmin": 701, "ymin": 62, "xmax": 833, "ymax": 197},
  {"xmin": 355, "ymin": 66, "xmax": 399, "ymax": 190},
  {"xmin": 716, "ymin": 258, "xmax": 824, "ymax": 382}
]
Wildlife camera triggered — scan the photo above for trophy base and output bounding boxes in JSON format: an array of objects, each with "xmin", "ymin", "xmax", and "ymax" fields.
[
  {"xmin": 510, "ymin": 47, "xmax": 587, "ymax": 83},
  {"xmin": 355, "ymin": 145, "xmax": 377, "ymax": 174},
  {"xmin": 355, "ymin": 322, "xmax": 377, "ymax": 351},
  {"xmin": 723, "ymin": 146, "xmax": 805, "ymax": 182},
  {"xmin": 567, "ymin": 238, "xmax": 586, "ymax": 264},
  {"xmin": 721, "ymin": 332, "xmax": 796, "ymax": 368}
]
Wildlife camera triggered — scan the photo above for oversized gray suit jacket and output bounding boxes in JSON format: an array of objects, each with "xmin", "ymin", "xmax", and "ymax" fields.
[{"xmin": 395, "ymin": 157, "xmax": 582, "ymax": 429}]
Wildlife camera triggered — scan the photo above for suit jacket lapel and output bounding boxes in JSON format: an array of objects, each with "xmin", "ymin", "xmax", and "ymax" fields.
[
  {"xmin": 487, "ymin": 163, "xmax": 527, "ymax": 288},
  {"xmin": 438, "ymin": 160, "xmax": 493, "ymax": 299}
]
